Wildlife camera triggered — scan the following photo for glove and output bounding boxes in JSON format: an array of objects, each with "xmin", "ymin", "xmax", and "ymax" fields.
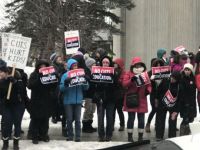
[
  {"xmin": 7, "ymin": 76, "xmax": 17, "ymax": 83},
  {"xmin": 150, "ymin": 75, "xmax": 155, "ymax": 80},
  {"xmin": 64, "ymin": 78, "xmax": 71, "ymax": 86},
  {"xmin": 131, "ymin": 76, "xmax": 137, "ymax": 82}
]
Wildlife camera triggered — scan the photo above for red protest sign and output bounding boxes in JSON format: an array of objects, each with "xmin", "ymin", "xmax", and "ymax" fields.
[
  {"xmin": 39, "ymin": 66, "xmax": 56, "ymax": 75},
  {"xmin": 91, "ymin": 66, "xmax": 114, "ymax": 83},
  {"xmin": 68, "ymin": 69, "xmax": 85, "ymax": 78},
  {"xmin": 133, "ymin": 71, "xmax": 151, "ymax": 87},
  {"xmin": 152, "ymin": 66, "xmax": 171, "ymax": 79}
]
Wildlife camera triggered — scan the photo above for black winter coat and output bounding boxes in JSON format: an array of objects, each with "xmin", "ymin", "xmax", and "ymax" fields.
[
  {"xmin": 179, "ymin": 72, "xmax": 197, "ymax": 121},
  {"xmin": 0, "ymin": 71, "xmax": 26, "ymax": 114},
  {"xmin": 28, "ymin": 71, "xmax": 57, "ymax": 118},
  {"xmin": 156, "ymin": 79, "xmax": 180, "ymax": 112}
]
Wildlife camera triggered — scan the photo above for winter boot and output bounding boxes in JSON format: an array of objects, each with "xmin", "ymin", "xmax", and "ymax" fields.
[
  {"xmin": 88, "ymin": 120, "xmax": 97, "ymax": 132},
  {"xmin": 184, "ymin": 124, "xmax": 191, "ymax": 135},
  {"xmin": 128, "ymin": 133, "xmax": 134, "ymax": 142},
  {"xmin": 118, "ymin": 126, "xmax": 125, "ymax": 131},
  {"xmin": 145, "ymin": 123, "xmax": 151, "ymax": 133},
  {"xmin": 13, "ymin": 139, "xmax": 19, "ymax": 150},
  {"xmin": 62, "ymin": 127, "xmax": 67, "ymax": 137},
  {"xmin": 180, "ymin": 124, "xmax": 186, "ymax": 136},
  {"xmin": 82, "ymin": 121, "xmax": 95, "ymax": 133},
  {"xmin": 138, "ymin": 133, "xmax": 143, "ymax": 141},
  {"xmin": 2, "ymin": 139, "xmax": 9, "ymax": 150}
]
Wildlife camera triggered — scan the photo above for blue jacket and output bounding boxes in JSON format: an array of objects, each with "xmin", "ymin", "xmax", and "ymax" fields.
[{"xmin": 60, "ymin": 59, "xmax": 89, "ymax": 105}]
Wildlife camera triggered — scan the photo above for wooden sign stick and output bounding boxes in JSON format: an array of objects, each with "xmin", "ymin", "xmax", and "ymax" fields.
[{"xmin": 7, "ymin": 64, "xmax": 16, "ymax": 100}]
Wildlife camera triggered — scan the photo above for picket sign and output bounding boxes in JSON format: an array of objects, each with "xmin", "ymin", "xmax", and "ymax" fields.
[
  {"xmin": 64, "ymin": 30, "xmax": 80, "ymax": 54},
  {"xmin": 1, "ymin": 33, "xmax": 32, "ymax": 100},
  {"xmin": 0, "ymin": 33, "xmax": 22, "ymax": 59},
  {"xmin": 7, "ymin": 64, "xmax": 16, "ymax": 100}
]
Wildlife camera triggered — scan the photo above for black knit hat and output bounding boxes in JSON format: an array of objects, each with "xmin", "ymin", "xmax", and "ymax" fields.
[{"xmin": 0, "ymin": 59, "xmax": 8, "ymax": 72}]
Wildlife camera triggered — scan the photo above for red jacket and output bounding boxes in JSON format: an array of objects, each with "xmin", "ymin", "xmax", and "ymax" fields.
[
  {"xmin": 122, "ymin": 57, "xmax": 151, "ymax": 113},
  {"xmin": 122, "ymin": 71, "xmax": 151, "ymax": 113}
]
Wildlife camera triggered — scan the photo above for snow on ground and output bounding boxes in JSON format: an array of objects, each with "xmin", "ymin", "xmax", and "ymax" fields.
[{"xmin": 0, "ymin": 66, "xmax": 200, "ymax": 149}]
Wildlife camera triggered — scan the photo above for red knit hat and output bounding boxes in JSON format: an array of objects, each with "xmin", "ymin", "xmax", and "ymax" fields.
[{"xmin": 114, "ymin": 58, "xmax": 125, "ymax": 70}]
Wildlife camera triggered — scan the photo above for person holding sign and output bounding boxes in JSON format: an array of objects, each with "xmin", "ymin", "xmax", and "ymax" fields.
[
  {"xmin": 93, "ymin": 56, "xmax": 115, "ymax": 142},
  {"xmin": 60, "ymin": 58, "xmax": 89, "ymax": 142},
  {"xmin": 0, "ymin": 59, "xmax": 26, "ymax": 150},
  {"xmin": 28, "ymin": 60, "xmax": 58, "ymax": 144},
  {"xmin": 122, "ymin": 57, "xmax": 151, "ymax": 142},
  {"xmin": 155, "ymin": 71, "xmax": 181, "ymax": 141},
  {"xmin": 145, "ymin": 58, "xmax": 165, "ymax": 133}
]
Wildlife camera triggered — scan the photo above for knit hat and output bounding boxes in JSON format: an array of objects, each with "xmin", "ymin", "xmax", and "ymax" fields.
[
  {"xmin": 50, "ymin": 52, "xmax": 59, "ymax": 63},
  {"xmin": 67, "ymin": 58, "xmax": 77, "ymax": 70},
  {"xmin": 85, "ymin": 57, "xmax": 96, "ymax": 69},
  {"xmin": 183, "ymin": 63, "xmax": 193, "ymax": 72},
  {"xmin": 78, "ymin": 47, "xmax": 86, "ymax": 55},
  {"xmin": 0, "ymin": 59, "xmax": 8, "ymax": 72},
  {"xmin": 157, "ymin": 48, "xmax": 167, "ymax": 59},
  {"xmin": 171, "ymin": 71, "xmax": 181, "ymax": 82}
]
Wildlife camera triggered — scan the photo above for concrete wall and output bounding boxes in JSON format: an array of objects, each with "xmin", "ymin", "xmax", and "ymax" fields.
[{"xmin": 114, "ymin": 0, "xmax": 200, "ymax": 69}]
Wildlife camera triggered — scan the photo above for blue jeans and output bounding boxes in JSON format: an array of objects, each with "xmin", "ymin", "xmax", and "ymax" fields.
[
  {"xmin": 1, "ymin": 103, "xmax": 25, "ymax": 139},
  {"xmin": 97, "ymin": 102, "xmax": 115, "ymax": 138},
  {"xmin": 127, "ymin": 112, "xmax": 145, "ymax": 130},
  {"xmin": 64, "ymin": 104, "xmax": 82, "ymax": 140}
]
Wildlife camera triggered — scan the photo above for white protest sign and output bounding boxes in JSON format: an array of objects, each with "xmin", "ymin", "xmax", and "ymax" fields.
[
  {"xmin": 4, "ymin": 36, "xmax": 31, "ymax": 69},
  {"xmin": 1, "ymin": 33, "xmax": 22, "ymax": 59},
  {"xmin": 64, "ymin": 30, "xmax": 80, "ymax": 54}
]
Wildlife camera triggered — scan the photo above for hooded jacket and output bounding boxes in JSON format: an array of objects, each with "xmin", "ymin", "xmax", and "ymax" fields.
[
  {"xmin": 122, "ymin": 57, "xmax": 151, "ymax": 113},
  {"xmin": 113, "ymin": 58, "xmax": 126, "ymax": 103},
  {"xmin": 60, "ymin": 59, "xmax": 89, "ymax": 105}
]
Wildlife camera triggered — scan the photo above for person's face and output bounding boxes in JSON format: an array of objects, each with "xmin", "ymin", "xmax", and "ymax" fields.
[
  {"xmin": 0, "ymin": 70, "xmax": 7, "ymax": 79},
  {"xmin": 184, "ymin": 68, "xmax": 192, "ymax": 76},
  {"xmin": 56, "ymin": 56, "xmax": 63, "ymax": 64},
  {"xmin": 71, "ymin": 63, "xmax": 78, "ymax": 70},
  {"xmin": 102, "ymin": 58, "xmax": 110, "ymax": 67},
  {"xmin": 163, "ymin": 53, "xmax": 167, "ymax": 59}
]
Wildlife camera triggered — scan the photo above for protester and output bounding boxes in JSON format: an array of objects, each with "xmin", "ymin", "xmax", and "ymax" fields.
[
  {"xmin": 112, "ymin": 58, "xmax": 126, "ymax": 131},
  {"xmin": 0, "ymin": 59, "xmax": 26, "ymax": 150},
  {"xmin": 145, "ymin": 58, "xmax": 165, "ymax": 133},
  {"xmin": 122, "ymin": 57, "xmax": 151, "ymax": 142},
  {"xmin": 28, "ymin": 60, "xmax": 58, "ymax": 144},
  {"xmin": 49, "ymin": 52, "xmax": 67, "ymax": 136},
  {"xmin": 155, "ymin": 71, "xmax": 181, "ymax": 141},
  {"xmin": 93, "ymin": 56, "xmax": 115, "ymax": 142},
  {"xmin": 179, "ymin": 63, "xmax": 197, "ymax": 136},
  {"xmin": 157, "ymin": 48, "xmax": 169, "ymax": 65},
  {"xmin": 82, "ymin": 56, "xmax": 97, "ymax": 133},
  {"xmin": 60, "ymin": 58, "xmax": 89, "ymax": 142}
]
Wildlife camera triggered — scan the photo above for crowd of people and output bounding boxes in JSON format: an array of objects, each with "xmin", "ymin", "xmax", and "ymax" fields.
[{"xmin": 0, "ymin": 46, "xmax": 200, "ymax": 150}]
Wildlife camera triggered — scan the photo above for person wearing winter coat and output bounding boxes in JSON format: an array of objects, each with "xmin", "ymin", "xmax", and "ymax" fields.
[
  {"xmin": 60, "ymin": 58, "xmax": 89, "ymax": 142},
  {"xmin": 145, "ymin": 58, "xmax": 165, "ymax": 133},
  {"xmin": 82, "ymin": 56, "xmax": 97, "ymax": 133},
  {"xmin": 93, "ymin": 56, "xmax": 115, "ymax": 142},
  {"xmin": 155, "ymin": 71, "xmax": 181, "ymax": 141},
  {"xmin": 157, "ymin": 48, "xmax": 169, "ymax": 65},
  {"xmin": 28, "ymin": 60, "xmax": 58, "ymax": 144},
  {"xmin": 171, "ymin": 54, "xmax": 188, "ymax": 72},
  {"xmin": 122, "ymin": 57, "xmax": 151, "ymax": 142},
  {"xmin": 112, "ymin": 58, "xmax": 126, "ymax": 131},
  {"xmin": 0, "ymin": 59, "xmax": 26, "ymax": 150},
  {"xmin": 179, "ymin": 63, "xmax": 197, "ymax": 136},
  {"xmin": 49, "ymin": 52, "xmax": 67, "ymax": 137},
  {"xmin": 195, "ymin": 51, "xmax": 200, "ymax": 113}
]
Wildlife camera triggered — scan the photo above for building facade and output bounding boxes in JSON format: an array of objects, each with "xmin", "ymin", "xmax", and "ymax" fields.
[{"xmin": 113, "ymin": 0, "xmax": 200, "ymax": 69}]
